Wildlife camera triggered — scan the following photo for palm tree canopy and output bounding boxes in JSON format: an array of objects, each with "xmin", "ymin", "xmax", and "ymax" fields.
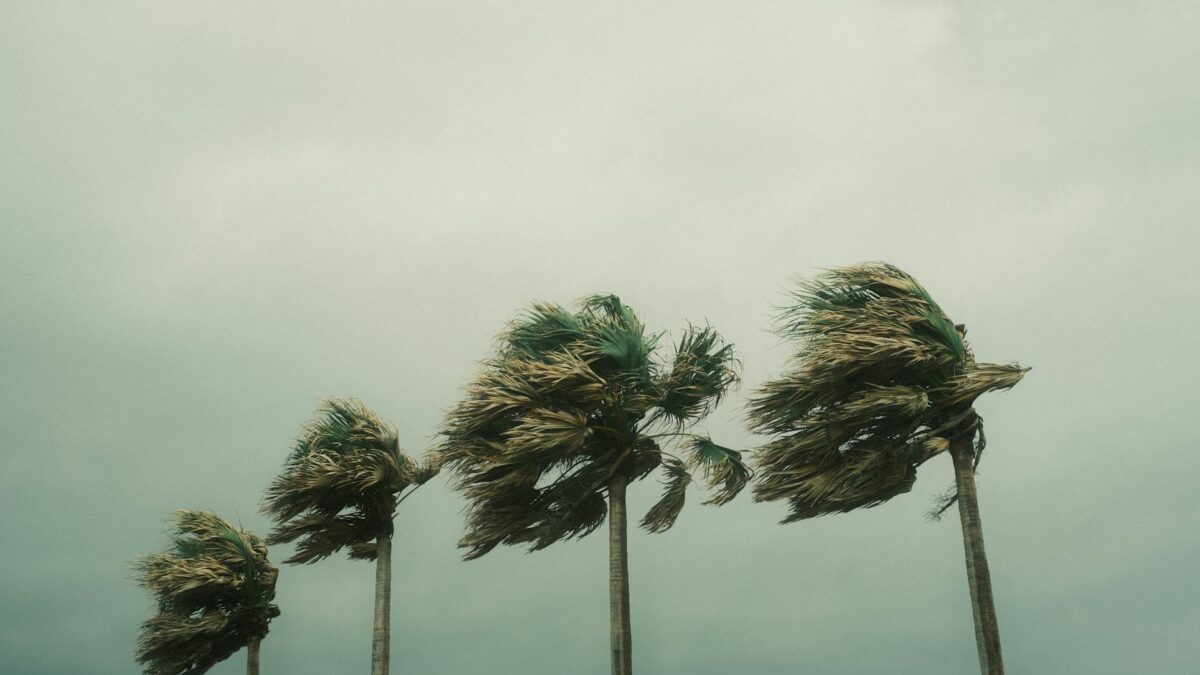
[
  {"xmin": 438, "ymin": 293, "xmax": 749, "ymax": 559},
  {"xmin": 748, "ymin": 263, "xmax": 1027, "ymax": 522},
  {"xmin": 261, "ymin": 399, "xmax": 436, "ymax": 564},
  {"xmin": 134, "ymin": 510, "xmax": 280, "ymax": 675}
]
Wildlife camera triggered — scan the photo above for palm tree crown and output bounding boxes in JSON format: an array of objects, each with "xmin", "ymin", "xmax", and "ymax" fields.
[
  {"xmin": 134, "ymin": 510, "xmax": 279, "ymax": 675},
  {"xmin": 437, "ymin": 293, "xmax": 749, "ymax": 559},
  {"xmin": 261, "ymin": 398, "xmax": 434, "ymax": 564},
  {"xmin": 748, "ymin": 263, "xmax": 1027, "ymax": 520}
]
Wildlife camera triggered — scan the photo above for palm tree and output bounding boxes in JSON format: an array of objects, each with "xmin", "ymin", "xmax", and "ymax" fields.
[
  {"xmin": 437, "ymin": 294, "xmax": 749, "ymax": 675},
  {"xmin": 748, "ymin": 263, "xmax": 1027, "ymax": 675},
  {"xmin": 133, "ymin": 510, "xmax": 280, "ymax": 675},
  {"xmin": 261, "ymin": 398, "xmax": 435, "ymax": 675}
]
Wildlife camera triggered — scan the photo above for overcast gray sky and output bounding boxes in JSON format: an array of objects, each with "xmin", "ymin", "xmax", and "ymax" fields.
[{"xmin": 2, "ymin": 2, "xmax": 1198, "ymax": 674}]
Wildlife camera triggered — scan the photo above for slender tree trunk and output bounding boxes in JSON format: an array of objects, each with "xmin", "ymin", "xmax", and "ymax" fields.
[
  {"xmin": 246, "ymin": 635, "xmax": 260, "ymax": 675},
  {"xmin": 608, "ymin": 474, "xmax": 633, "ymax": 675},
  {"xmin": 950, "ymin": 428, "xmax": 1004, "ymax": 675},
  {"xmin": 371, "ymin": 534, "xmax": 393, "ymax": 675}
]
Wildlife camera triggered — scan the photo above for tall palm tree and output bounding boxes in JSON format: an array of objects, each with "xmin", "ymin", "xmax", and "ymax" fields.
[
  {"xmin": 133, "ymin": 510, "xmax": 280, "ymax": 675},
  {"xmin": 437, "ymin": 294, "xmax": 749, "ymax": 675},
  {"xmin": 748, "ymin": 263, "xmax": 1027, "ymax": 675},
  {"xmin": 261, "ymin": 398, "xmax": 435, "ymax": 675}
]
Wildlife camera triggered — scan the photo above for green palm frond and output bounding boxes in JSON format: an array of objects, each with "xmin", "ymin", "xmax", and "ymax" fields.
[
  {"xmin": 687, "ymin": 437, "xmax": 752, "ymax": 506},
  {"xmin": 262, "ymin": 398, "xmax": 435, "ymax": 564},
  {"xmin": 134, "ymin": 511, "xmax": 278, "ymax": 675},
  {"xmin": 440, "ymin": 294, "xmax": 742, "ymax": 559},
  {"xmin": 654, "ymin": 325, "xmax": 740, "ymax": 426},
  {"xmin": 285, "ymin": 398, "xmax": 399, "ymax": 465},
  {"xmin": 505, "ymin": 302, "xmax": 586, "ymax": 358},
  {"xmin": 750, "ymin": 263, "xmax": 1028, "ymax": 522},
  {"xmin": 579, "ymin": 294, "xmax": 659, "ymax": 377}
]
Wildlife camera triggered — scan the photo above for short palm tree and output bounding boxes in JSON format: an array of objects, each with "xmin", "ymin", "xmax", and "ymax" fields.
[
  {"xmin": 748, "ymin": 263, "xmax": 1027, "ymax": 675},
  {"xmin": 261, "ymin": 398, "xmax": 435, "ymax": 675},
  {"xmin": 133, "ymin": 510, "xmax": 280, "ymax": 675},
  {"xmin": 437, "ymin": 294, "xmax": 749, "ymax": 675}
]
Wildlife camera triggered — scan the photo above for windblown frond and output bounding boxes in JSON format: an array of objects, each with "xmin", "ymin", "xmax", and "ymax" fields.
[
  {"xmin": 287, "ymin": 399, "xmax": 399, "ymax": 463},
  {"xmin": 265, "ymin": 512, "xmax": 380, "ymax": 564},
  {"xmin": 503, "ymin": 409, "xmax": 593, "ymax": 459},
  {"xmin": 687, "ymin": 437, "xmax": 752, "ymax": 506},
  {"xmin": 655, "ymin": 326, "xmax": 740, "ymax": 426},
  {"xmin": 640, "ymin": 459, "xmax": 692, "ymax": 533},
  {"xmin": 135, "ymin": 612, "xmax": 232, "ymax": 675},
  {"xmin": 262, "ymin": 398, "xmax": 436, "ymax": 564},
  {"xmin": 439, "ymin": 294, "xmax": 743, "ymax": 559},
  {"xmin": 133, "ymin": 511, "xmax": 279, "ymax": 675},
  {"xmin": 935, "ymin": 363, "xmax": 1027, "ymax": 408},
  {"xmin": 750, "ymin": 263, "xmax": 1028, "ymax": 522}
]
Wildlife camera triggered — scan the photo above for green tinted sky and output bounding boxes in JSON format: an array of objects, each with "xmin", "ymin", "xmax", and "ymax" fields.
[{"xmin": 2, "ymin": 2, "xmax": 1198, "ymax": 673}]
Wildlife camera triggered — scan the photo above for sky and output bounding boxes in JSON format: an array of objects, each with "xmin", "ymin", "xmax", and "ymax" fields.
[{"xmin": 1, "ymin": 2, "xmax": 1198, "ymax": 674}]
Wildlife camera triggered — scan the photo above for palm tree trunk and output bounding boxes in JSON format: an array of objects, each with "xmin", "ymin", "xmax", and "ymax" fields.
[
  {"xmin": 608, "ymin": 474, "xmax": 633, "ymax": 675},
  {"xmin": 371, "ymin": 534, "xmax": 393, "ymax": 675},
  {"xmin": 949, "ymin": 430, "xmax": 1004, "ymax": 675},
  {"xmin": 246, "ymin": 635, "xmax": 260, "ymax": 675}
]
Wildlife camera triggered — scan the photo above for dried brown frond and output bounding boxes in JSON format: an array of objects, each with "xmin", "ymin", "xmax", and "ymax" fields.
[
  {"xmin": 502, "ymin": 408, "xmax": 593, "ymax": 459},
  {"xmin": 935, "ymin": 363, "xmax": 1028, "ymax": 408},
  {"xmin": 640, "ymin": 459, "xmax": 692, "ymax": 533}
]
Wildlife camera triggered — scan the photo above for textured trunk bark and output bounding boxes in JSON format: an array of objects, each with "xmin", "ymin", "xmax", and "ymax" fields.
[
  {"xmin": 371, "ymin": 534, "xmax": 393, "ymax": 675},
  {"xmin": 246, "ymin": 635, "xmax": 260, "ymax": 675},
  {"xmin": 608, "ymin": 474, "xmax": 633, "ymax": 675},
  {"xmin": 950, "ymin": 430, "xmax": 1004, "ymax": 675}
]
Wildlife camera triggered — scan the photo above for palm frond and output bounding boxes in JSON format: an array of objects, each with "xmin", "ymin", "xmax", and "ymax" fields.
[
  {"xmin": 284, "ymin": 398, "xmax": 399, "ymax": 464},
  {"xmin": 262, "ymin": 449, "xmax": 411, "ymax": 523},
  {"xmin": 579, "ymin": 294, "xmax": 658, "ymax": 376},
  {"xmin": 767, "ymin": 445, "xmax": 918, "ymax": 522},
  {"xmin": 135, "ymin": 611, "xmax": 231, "ymax": 675},
  {"xmin": 655, "ymin": 325, "xmax": 740, "ymax": 426},
  {"xmin": 134, "ymin": 553, "xmax": 244, "ymax": 612},
  {"xmin": 640, "ymin": 458, "xmax": 692, "ymax": 533},
  {"xmin": 504, "ymin": 302, "xmax": 586, "ymax": 359},
  {"xmin": 935, "ymin": 363, "xmax": 1028, "ymax": 408},
  {"xmin": 502, "ymin": 408, "xmax": 593, "ymax": 459},
  {"xmin": 265, "ymin": 512, "xmax": 378, "ymax": 564},
  {"xmin": 686, "ymin": 437, "xmax": 752, "ymax": 505}
]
